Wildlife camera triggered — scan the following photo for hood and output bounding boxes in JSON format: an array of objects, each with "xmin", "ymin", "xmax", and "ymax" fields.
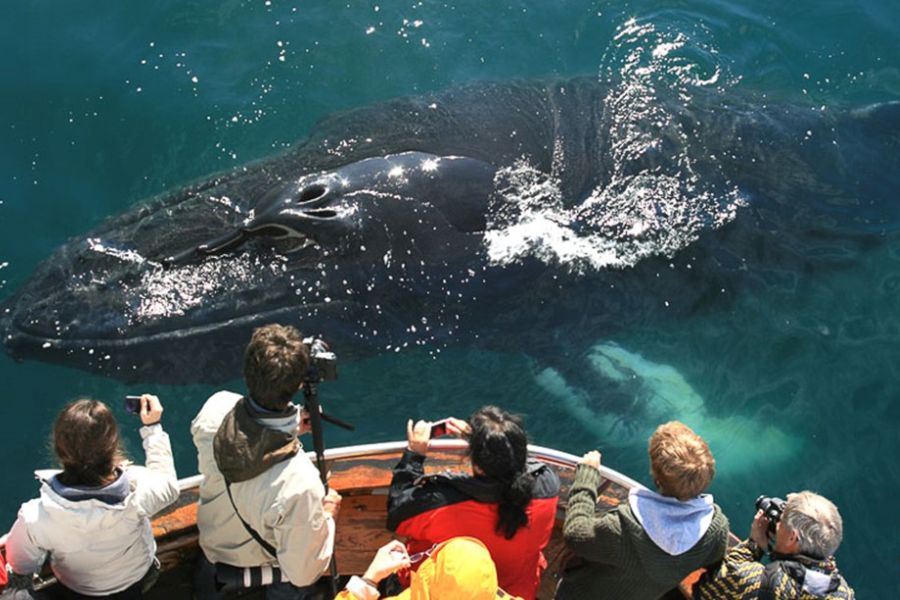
[
  {"xmin": 772, "ymin": 553, "xmax": 845, "ymax": 597},
  {"xmin": 399, "ymin": 537, "xmax": 520, "ymax": 600},
  {"xmin": 628, "ymin": 487, "xmax": 714, "ymax": 556},
  {"xmin": 29, "ymin": 470, "xmax": 134, "ymax": 531},
  {"xmin": 46, "ymin": 469, "xmax": 131, "ymax": 506},
  {"xmin": 212, "ymin": 397, "xmax": 300, "ymax": 483}
]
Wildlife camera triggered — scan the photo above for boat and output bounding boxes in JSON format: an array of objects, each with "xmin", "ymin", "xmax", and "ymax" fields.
[{"xmin": 0, "ymin": 440, "xmax": 734, "ymax": 598}]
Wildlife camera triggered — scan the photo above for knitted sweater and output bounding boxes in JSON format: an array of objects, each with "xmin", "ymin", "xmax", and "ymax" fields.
[
  {"xmin": 694, "ymin": 540, "xmax": 856, "ymax": 599},
  {"xmin": 556, "ymin": 465, "xmax": 729, "ymax": 600}
]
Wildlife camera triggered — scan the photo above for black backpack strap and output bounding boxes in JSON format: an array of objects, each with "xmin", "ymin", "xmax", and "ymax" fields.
[
  {"xmin": 225, "ymin": 480, "xmax": 278, "ymax": 558},
  {"xmin": 759, "ymin": 560, "xmax": 783, "ymax": 600},
  {"xmin": 761, "ymin": 560, "xmax": 812, "ymax": 600}
]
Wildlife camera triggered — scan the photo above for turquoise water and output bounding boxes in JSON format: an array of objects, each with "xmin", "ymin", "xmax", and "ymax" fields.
[{"xmin": 1, "ymin": 1, "xmax": 898, "ymax": 595}]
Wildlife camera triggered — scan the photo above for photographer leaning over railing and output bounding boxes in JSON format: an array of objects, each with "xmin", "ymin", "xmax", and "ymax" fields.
[
  {"xmin": 4, "ymin": 394, "xmax": 178, "ymax": 598},
  {"xmin": 694, "ymin": 491, "xmax": 856, "ymax": 599},
  {"xmin": 190, "ymin": 324, "xmax": 341, "ymax": 599}
]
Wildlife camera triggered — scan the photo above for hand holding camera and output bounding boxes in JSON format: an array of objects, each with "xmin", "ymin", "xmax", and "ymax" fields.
[
  {"xmin": 125, "ymin": 394, "xmax": 163, "ymax": 426},
  {"xmin": 751, "ymin": 495, "xmax": 786, "ymax": 549},
  {"xmin": 407, "ymin": 417, "xmax": 471, "ymax": 455}
]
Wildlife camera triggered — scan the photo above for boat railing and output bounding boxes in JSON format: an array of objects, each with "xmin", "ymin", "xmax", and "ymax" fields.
[{"xmin": 168, "ymin": 440, "xmax": 647, "ymax": 495}]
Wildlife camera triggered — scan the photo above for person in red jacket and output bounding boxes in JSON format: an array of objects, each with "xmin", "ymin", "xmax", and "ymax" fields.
[{"xmin": 387, "ymin": 406, "xmax": 560, "ymax": 600}]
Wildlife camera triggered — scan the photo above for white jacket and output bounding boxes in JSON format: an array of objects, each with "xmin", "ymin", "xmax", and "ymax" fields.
[
  {"xmin": 5, "ymin": 424, "xmax": 179, "ymax": 595},
  {"xmin": 191, "ymin": 391, "xmax": 335, "ymax": 587}
]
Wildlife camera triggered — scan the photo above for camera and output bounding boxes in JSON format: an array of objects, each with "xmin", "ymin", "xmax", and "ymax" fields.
[
  {"xmin": 756, "ymin": 495, "xmax": 787, "ymax": 537},
  {"xmin": 430, "ymin": 419, "xmax": 450, "ymax": 439},
  {"xmin": 303, "ymin": 336, "xmax": 337, "ymax": 382},
  {"xmin": 124, "ymin": 395, "xmax": 142, "ymax": 415}
]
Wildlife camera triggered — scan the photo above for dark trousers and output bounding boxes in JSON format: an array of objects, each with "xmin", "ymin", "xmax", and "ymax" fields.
[
  {"xmin": 6, "ymin": 581, "xmax": 141, "ymax": 600},
  {"xmin": 6, "ymin": 561, "xmax": 158, "ymax": 600},
  {"xmin": 192, "ymin": 554, "xmax": 319, "ymax": 600}
]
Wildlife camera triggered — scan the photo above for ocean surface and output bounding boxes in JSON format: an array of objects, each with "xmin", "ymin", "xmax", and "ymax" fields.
[{"xmin": 1, "ymin": 1, "xmax": 898, "ymax": 595}]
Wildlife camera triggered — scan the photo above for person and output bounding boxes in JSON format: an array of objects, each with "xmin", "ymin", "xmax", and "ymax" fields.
[
  {"xmin": 694, "ymin": 491, "xmax": 855, "ymax": 599},
  {"xmin": 191, "ymin": 324, "xmax": 341, "ymax": 598},
  {"xmin": 556, "ymin": 420, "xmax": 730, "ymax": 599},
  {"xmin": 387, "ymin": 406, "xmax": 559, "ymax": 600},
  {"xmin": 5, "ymin": 395, "xmax": 178, "ymax": 598},
  {"xmin": 336, "ymin": 537, "xmax": 523, "ymax": 600}
]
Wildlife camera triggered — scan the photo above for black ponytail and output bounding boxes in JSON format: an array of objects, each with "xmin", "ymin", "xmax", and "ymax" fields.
[
  {"xmin": 467, "ymin": 406, "xmax": 535, "ymax": 539},
  {"xmin": 497, "ymin": 470, "xmax": 535, "ymax": 538}
]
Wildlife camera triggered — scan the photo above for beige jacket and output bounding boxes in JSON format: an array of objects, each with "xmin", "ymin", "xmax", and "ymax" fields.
[{"xmin": 191, "ymin": 391, "xmax": 335, "ymax": 586}]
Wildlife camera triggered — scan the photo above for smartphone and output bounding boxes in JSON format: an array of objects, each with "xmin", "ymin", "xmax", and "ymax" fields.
[
  {"xmin": 124, "ymin": 395, "xmax": 142, "ymax": 415},
  {"xmin": 430, "ymin": 418, "xmax": 450, "ymax": 439}
]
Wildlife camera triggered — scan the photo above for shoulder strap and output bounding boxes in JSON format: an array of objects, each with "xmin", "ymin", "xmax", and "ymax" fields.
[
  {"xmin": 759, "ymin": 560, "xmax": 783, "ymax": 600},
  {"xmin": 225, "ymin": 480, "xmax": 278, "ymax": 558},
  {"xmin": 761, "ymin": 560, "xmax": 809, "ymax": 600}
]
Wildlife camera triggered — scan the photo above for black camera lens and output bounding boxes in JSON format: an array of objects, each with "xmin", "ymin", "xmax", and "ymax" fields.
[{"xmin": 755, "ymin": 495, "xmax": 787, "ymax": 537}]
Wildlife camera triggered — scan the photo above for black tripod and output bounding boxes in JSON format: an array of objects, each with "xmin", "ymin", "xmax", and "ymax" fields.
[{"xmin": 302, "ymin": 378, "xmax": 354, "ymax": 597}]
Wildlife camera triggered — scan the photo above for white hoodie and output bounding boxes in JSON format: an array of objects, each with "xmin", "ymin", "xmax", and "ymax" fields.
[{"xmin": 5, "ymin": 424, "xmax": 179, "ymax": 595}]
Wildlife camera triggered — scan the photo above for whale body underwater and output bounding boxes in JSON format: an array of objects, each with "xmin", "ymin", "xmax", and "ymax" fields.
[{"xmin": 1, "ymin": 77, "xmax": 899, "ymax": 384}]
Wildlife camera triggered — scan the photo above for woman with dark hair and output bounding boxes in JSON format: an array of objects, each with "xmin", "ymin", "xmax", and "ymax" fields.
[
  {"xmin": 387, "ymin": 406, "xmax": 559, "ymax": 600},
  {"xmin": 5, "ymin": 396, "xmax": 179, "ymax": 598}
]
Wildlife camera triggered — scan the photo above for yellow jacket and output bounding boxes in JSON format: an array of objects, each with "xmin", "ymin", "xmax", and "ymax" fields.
[{"xmin": 336, "ymin": 537, "xmax": 522, "ymax": 600}]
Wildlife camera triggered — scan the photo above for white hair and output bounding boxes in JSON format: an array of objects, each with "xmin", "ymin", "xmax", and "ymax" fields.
[{"xmin": 782, "ymin": 491, "xmax": 843, "ymax": 558}]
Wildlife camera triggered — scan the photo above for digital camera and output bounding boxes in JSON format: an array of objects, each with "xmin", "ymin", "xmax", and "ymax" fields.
[
  {"xmin": 756, "ymin": 495, "xmax": 787, "ymax": 536},
  {"xmin": 303, "ymin": 337, "xmax": 337, "ymax": 382}
]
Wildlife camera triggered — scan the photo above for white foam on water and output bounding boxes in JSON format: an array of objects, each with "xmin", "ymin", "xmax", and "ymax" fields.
[{"xmin": 483, "ymin": 21, "xmax": 745, "ymax": 275}]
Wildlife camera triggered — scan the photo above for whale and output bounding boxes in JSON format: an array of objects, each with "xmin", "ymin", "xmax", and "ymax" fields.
[{"xmin": 1, "ymin": 77, "xmax": 899, "ymax": 384}]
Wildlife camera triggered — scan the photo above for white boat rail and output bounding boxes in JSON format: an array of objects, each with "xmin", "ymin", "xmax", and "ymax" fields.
[{"xmin": 177, "ymin": 439, "xmax": 647, "ymax": 493}]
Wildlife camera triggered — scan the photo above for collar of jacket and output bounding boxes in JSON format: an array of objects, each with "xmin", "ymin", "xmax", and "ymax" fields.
[
  {"xmin": 46, "ymin": 468, "xmax": 132, "ymax": 505},
  {"xmin": 768, "ymin": 553, "xmax": 842, "ymax": 596},
  {"xmin": 213, "ymin": 396, "xmax": 300, "ymax": 483},
  {"xmin": 417, "ymin": 459, "xmax": 554, "ymax": 502},
  {"xmin": 770, "ymin": 551, "xmax": 836, "ymax": 572}
]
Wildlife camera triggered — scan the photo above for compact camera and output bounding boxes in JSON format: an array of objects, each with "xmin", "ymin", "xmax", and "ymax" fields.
[
  {"xmin": 124, "ymin": 395, "xmax": 142, "ymax": 415},
  {"xmin": 303, "ymin": 336, "xmax": 337, "ymax": 382},
  {"xmin": 430, "ymin": 419, "xmax": 451, "ymax": 439},
  {"xmin": 756, "ymin": 495, "xmax": 787, "ymax": 537}
]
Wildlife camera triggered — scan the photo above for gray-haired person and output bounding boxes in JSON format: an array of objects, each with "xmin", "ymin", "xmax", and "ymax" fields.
[{"xmin": 694, "ymin": 491, "xmax": 855, "ymax": 599}]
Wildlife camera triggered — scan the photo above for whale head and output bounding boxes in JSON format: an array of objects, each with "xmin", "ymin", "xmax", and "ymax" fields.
[{"xmin": 1, "ymin": 152, "xmax": 497, "ymax": 383}]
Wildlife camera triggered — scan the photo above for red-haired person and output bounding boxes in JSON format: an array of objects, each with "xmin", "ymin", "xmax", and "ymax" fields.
[
  {"xmin": 557, "ymin": 421, "xmax": 730, "ymax": 599},
  {"xmin": 6, "ymin": 395, "xmax": 178, "ymax": 597}
]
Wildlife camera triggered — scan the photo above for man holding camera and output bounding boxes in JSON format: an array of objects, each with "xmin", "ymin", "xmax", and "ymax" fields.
[
  {"xmin": 694, "ymin": 491, "xmax": 855, "ymax": 599},
  {"xmin": 191, "ymin": 324, "xmax": 341, "ymax": 598}
]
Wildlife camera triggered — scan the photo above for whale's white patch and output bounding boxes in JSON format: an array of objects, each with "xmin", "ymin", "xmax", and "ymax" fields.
[{"xmin": 536, "ymin": 342, "xmax": 800, "ymax": 475}]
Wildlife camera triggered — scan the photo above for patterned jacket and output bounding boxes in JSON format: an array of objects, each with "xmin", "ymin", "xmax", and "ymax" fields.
[{"xmin": 694, "ymin": 540, "xmax": 855, "ymax": 599}]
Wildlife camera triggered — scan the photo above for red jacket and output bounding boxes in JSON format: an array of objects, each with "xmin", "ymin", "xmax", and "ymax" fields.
[{"xmin": 387, "ymin": 449, "xmax": 560, "ymax": 600}]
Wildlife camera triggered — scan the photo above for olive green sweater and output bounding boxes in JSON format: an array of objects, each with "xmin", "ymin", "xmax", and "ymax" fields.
[{"xmin": 556, "ymin": 465, "xmax": 729, "ymax": 600}]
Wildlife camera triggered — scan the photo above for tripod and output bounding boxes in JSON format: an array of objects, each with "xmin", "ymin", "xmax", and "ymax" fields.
[{"xmin": 303, "ymin": 378, "xmax": 354, "ymax": 597}]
